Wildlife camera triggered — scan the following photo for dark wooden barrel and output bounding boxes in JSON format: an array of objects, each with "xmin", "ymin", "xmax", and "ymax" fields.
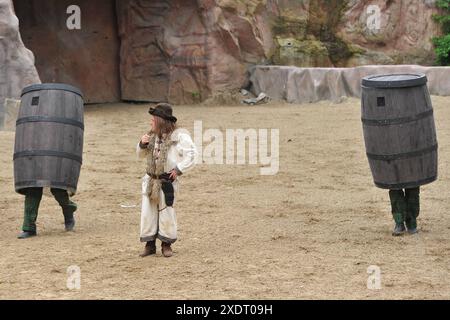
[
  {"xmin": 361, "ymin": 74, "xmax": 438, "ymax": 189},
  {"xmin": 13, "ymin": 83, "xmax": 84, "ymax": 196}
]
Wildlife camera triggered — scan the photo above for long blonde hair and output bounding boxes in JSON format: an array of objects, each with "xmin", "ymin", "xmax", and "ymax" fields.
[{"xmin": 152, "ymin": 116, "xmax": 177, "ymax": 138}]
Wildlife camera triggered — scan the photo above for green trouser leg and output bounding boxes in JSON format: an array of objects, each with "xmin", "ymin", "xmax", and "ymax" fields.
[
  {"xmin": 405, "ymin": 187, "xmax": 420, "ymax": 229},
  {"xmin": 50, "ymin": 188, "xmax": 77, "ymax": 223},
  {"xmin": 389, "ymin": 189, "xmax": 406, "ymax": 224},
  {"xmin": 22, "ymin": 188, "xmax": 43, "ymax": 232}
]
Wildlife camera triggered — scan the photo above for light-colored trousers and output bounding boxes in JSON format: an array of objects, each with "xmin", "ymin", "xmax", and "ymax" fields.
[{"xmin": 140, "ymin": 174, "xmax": 178, "ymax": 243}]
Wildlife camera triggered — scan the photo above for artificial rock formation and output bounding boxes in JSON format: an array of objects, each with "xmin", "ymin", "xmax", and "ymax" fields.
[
  {"xmin": 0, "ymin": 0, "xmax": 39, "ymax": 117},
  {"xmin": 13, "ymin": 0, "xmax": 121, "ymax": 104},
  {"xmin": 269, "ymin": 0, "xmax": 442, "ymax": 68},
  {"xmin": 339, "ymin": 0, "xmax": 441, "ymax": 66},
  {"xmin": 116, "ymin": 0, "xmax": 443, "ymax": 103},
  {"xmin": 117, "ymin": 0, "xmax": 271, "ymax": 104},
  {"xmin": 0, "ymin": 0, "xmax": 446, "ymax": 104},
  {"xmin": 117, "ymin": 0, "xmax": 211, "ymax": 103}
]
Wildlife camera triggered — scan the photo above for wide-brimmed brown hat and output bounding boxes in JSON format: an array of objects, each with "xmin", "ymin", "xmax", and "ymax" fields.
[{"xmin": 148, "ymin": 103, "xmax": 177, "ymax": 123}]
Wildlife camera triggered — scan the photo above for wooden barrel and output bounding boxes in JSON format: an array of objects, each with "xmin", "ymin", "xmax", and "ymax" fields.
[
  {"xmin": 361, "ymin": 74, "xmax": 438, "ymax": 189},
  {"xmin": 13, "ymin": 83, "xmax": 84, "ymax": 196}
]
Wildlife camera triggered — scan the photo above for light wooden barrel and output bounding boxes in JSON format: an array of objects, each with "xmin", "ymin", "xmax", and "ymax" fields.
[
  {"xmin": 361, "ymin": 74, "xmax": 438, "ymax": 189},
  {"xmin": 13, "ymin": 83, "xmax": 84, "ymax": 196}
]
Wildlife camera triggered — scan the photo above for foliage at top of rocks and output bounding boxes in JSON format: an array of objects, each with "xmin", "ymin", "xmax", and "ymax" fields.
[{"xmin": 433, "ymin": 0, "xmax": 450, "ymax": 65}]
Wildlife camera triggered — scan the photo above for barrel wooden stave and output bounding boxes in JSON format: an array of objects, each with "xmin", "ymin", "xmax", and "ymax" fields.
[
  {"xmin": 363, "ymin": 117, "xmax": 437, "ymax": 155},
  {"xmin": 14, "ymin": 84, "xmax": 84, "ymax": 196},
  {"xmin": 14, "ymin": 157, "xmax": 81, "ymax": 190},
  {"xmin": 361, "ymin": 75, "xmax": 437, "ymax": 189},
  {"xmin": 362, "ymin": 85, "xmax": 430, "ymax": 122},
  {"xmin": 368, "ymin": 152, "xmax": 437, "ymax": 189}
]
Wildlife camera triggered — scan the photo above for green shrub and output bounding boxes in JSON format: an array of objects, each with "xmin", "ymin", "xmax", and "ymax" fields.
[{"xmin": 433, "ymin": 0, "xmax": 450, "ymax": 65}]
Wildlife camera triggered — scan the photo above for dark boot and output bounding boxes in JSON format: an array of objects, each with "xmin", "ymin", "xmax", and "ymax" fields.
[
  {"xmin": 140, "ymin": 241, "xmax": 156, "ymax": 257},
  {"xmin": 161, "ymin": 242, "xmax": 173, "ymax": 257},
  {"xmin": 64, "ymin": 217, "xmax": 76, "ymax": 232},
  {"xmin": 17, "ymin": 231, "xmax": 37, "ymax": 239},
  {"xmin": 21, "ymin": 188, "xmax": 43, "ymax": 236},
  {"xmin": 392, "ymin": 213, "xmax": 406, "ymax": 236},
  {"xmin": 389, "ymin": 189, "xmax": 406, "ymax": 236},
  {"xmin": 51, "ymin": 189, "xmax": 77, "ymax": 231},
  {"xmin": 405, "ymin": 187, "xmax": 420, "ymax": 234}
]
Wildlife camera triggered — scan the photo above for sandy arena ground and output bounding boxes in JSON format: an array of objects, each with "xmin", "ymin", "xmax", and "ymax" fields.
[{"xmin": 1, "ymin": 96, "xmax": 450, "ymax": 300}]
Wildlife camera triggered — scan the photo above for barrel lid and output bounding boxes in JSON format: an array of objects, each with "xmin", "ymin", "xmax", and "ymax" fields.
[
  {"xmin": 361, "ymin": 74, "xmax": 427, "ymax": 88},
  {"xmin": 21, "ymin": 83, "xmax": 84, "ymax": 98}
]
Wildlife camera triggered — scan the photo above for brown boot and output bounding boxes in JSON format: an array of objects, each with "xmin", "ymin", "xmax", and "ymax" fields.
[
  {"xmin": 161, "ymin": 242, "xmax": 173, "ymax": 257},
  {"xmin": 140, "ymin": 241, "xmax": 156, "ymax": 257}
]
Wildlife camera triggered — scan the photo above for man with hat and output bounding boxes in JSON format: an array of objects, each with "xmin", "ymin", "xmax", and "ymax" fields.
[{"xmin": 136, "ymin": 103, "xmax": 197, "ymax": 257}]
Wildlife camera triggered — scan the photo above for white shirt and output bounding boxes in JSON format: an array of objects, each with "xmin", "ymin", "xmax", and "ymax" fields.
[{"xmin": 136, "ymin": 130, "xmax": 197, "ymax": 174}]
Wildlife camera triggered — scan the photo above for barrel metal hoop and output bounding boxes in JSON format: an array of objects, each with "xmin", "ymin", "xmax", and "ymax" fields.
[
  {"xmin": 16, "ymin": 116, "xmax": 84, "ymax": 130},
  {"xmin": 366, "ymin": 144, "xmax": 438, "ymax": 161},
  {"xmin": 13, "ymin": 150, "xmax": 82, "ymax": 164},
  {"xmin": 15, "ymin": 180, "xmax": 77, "ymax": 189},
  {"xmin": 374, "ymin": 176, "xmax": 437, "ymax": 189},
  {"xmin": 21, "ymin": 83, "xmax": 83, "ymax": 98},
  {"xmin": 361, "ymin": 109, "xmax": 433, "ymax": 126},
  {"xmin": 361, "ymin": 74, "xmax": 427, "ymax": 88}
]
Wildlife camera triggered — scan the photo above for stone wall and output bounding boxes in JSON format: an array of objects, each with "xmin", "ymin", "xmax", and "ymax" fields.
[{"xmin": 249, "ymin": 65, "xmax": 450, "ymax": 104}]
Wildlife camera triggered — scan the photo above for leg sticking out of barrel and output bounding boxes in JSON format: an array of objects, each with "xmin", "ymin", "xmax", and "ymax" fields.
[
  {"xmin": 14, "ymin": 83, "xmax": 84, "ymax": 239},
  {"xmin": 18, "ymin": 188, "xmax": 78, "ymax": 239}
]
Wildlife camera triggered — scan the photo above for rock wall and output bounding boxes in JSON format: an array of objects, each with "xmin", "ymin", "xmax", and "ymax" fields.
[
  {"xmin": 117, "ymin": 0, "xmax": 271, "ymax": 104},
  {"xmin": 0, "ymin": 0, "xmax": 40, "ymax": 112},
  {"xmin": 14, "ymin": 0, "xmax": 121, "ymax": 104},
  {"xmin": 339, "ymin": 0, "xmax": 441, "ymax": 66},
  {"xmin": 0, "ymin": 0, "xmax": 446, "ymax": 104},
  {"xmin": 117, "ymin": 0, "xmax": 210, "ymax": 103},
  {"xmin": 269, "ymin": 0, "xmax": 442, "ymax": 68},
  {"xmin": 0, "ymin": 98, "xmax": 20, "ymax": 131}
]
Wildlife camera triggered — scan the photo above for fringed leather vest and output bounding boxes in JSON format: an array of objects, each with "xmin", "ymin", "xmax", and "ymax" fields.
[{"xmin": 145, "ymin": 132, "xmax": 176, "ymax": 202}]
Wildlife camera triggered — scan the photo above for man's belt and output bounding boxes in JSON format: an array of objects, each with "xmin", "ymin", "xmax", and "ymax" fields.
[
  {"xmin": 147, "ymin": 172, "xmax": 174, "ymax": 181},
  {"xmin": 147, "ymin": 172, "xmax": 176, "ymax": 206}
]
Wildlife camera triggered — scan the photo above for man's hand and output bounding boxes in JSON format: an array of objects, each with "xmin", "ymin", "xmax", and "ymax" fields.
[
  {"xmin": 169, "ymin": 169, "xmax": 178, "ymax": 180},
  {"xmin": 141, "ymin": 134, "xmax": 150, "ymax": 145}
]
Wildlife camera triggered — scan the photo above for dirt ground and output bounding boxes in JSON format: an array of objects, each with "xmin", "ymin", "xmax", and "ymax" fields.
[{"xmin": 1, "ymin": 96, "xmax": 450, "ymax": 300}]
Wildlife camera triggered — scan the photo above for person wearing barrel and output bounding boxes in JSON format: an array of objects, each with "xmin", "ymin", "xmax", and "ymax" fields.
[
  {"xmin": 361, "ymin": 74, "xmax": 438, "ymax": 237},
  {"xmin": 136, "ymin": 103, "xmax": 197, "ymax": 257},
  {"xmin": 18, "ymin": 189, "xmax": 78, "ymax": 239},
  {"xmin": 14, "ymin": 83, "xmax": 84, "ymax": 239}
]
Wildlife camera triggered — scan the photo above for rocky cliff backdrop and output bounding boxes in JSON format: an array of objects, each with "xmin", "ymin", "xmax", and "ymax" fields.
[{"xmin": 0, "ymin": 0, "xmax": 443, "ymax": 104}]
